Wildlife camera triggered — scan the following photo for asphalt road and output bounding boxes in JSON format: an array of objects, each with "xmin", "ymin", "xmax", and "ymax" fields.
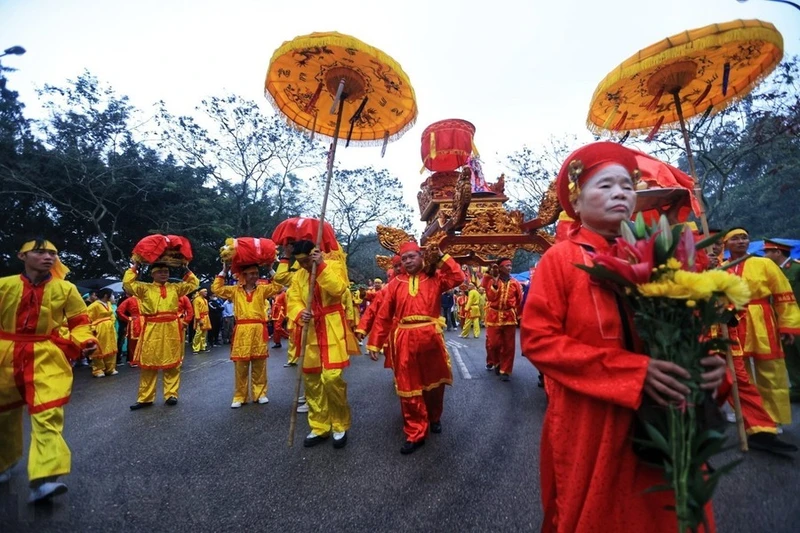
[{"xmin": 2, "ymin": 330, "xmax": 799, "ymax": 532}]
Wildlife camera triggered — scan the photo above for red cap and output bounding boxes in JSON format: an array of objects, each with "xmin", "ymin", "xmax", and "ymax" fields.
[
  {"xmin": 556, "ymin": 141, "xmax": 639, "ymax": 220},
  {"xmin": 392, "ymin": 255, "xmax": 402, "ymax": 266},
  {"xmin": 399, "ymin": 241, "xmax": 420, "ymax": 255}
]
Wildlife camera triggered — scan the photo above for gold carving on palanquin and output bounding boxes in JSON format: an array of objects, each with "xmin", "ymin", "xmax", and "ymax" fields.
[
  {"xmin": 537, "ymin": 180, "xmax": 562, "ymax": 225},
  {"xmin": 375, "ymin": 255, "xmax": 393, "ymax": 272},
  {"xmin": 377, "ymin": 225, "xmax": 416, "ymax": 253}
]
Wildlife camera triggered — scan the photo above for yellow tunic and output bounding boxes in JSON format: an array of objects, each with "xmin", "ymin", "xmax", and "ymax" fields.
[
  {"xmin": 122, "ymin": 268, "xmax": 199, "ymax": 370},
  {"xmin": 211, "ymin": 277, "xmax": 282, "ymax": 361},
  {"xmin": 465, "ymin": 289, "xmax": 481, "ymax": 319},
  {"xmin": 86, "ymin": 300, "xmax": 118, "ymax": 358},
  {"xmin": 193, "ymin": 296, "xmax": 211, "ymax": 331},
  {"xmin": 730, "ymin": 257, "xmax": 800, "ymax": 358},
  {"xmin": 0, "ymin": 275, "xmax": 96, "ymax": 413},
  {"xmin": 287, "ymin": 260, "xmax": 359, "ymax": 373}
]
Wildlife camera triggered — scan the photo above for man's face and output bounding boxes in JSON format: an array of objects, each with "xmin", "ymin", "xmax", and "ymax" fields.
[
  {"xmin": 764, "ymin": 249, "xmax": 786, "ymax": 265},
  {"xmin": 297, "ymin": 256, "xmax": 313, "ymax": 272},
  {"xmin": 500, "ymin": 263, "xmax": 513, "ymax": 276},
  {"xmin": 152, "ymin": 269, "xmax": 169, "ymax": 284},
  {"xmin": 18, "ymin": 249, "xmax": 56, "ymax": 275},
  {"xmin": 726, "ymin": 234, "xmax": 750, "ymax": 255},
  {"xmin": 243, "ymin": 270, "xmax": 259, "ymax": 286},
  {"xmin": 401, "ymin": 251, "xmax": 424, "ymax": 275},
  {"xmin": 374, "ymin": 280, "xmax": 383, "ymax": 289}
]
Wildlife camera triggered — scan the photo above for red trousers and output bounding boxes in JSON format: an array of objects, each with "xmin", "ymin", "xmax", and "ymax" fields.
[
  {"xmin": 729, "ymin": 356, "xmax": 777, "ymax": 434},
  {"xmin": 485, "ymin": 325, "xmax": 517, "ymax": 375},
  {"xmin": 272, "ymin": 320, "xmax": 288, "ymax": 345},
  {"xmin": 399, "ymin": 386, "xmax": 444, "ymax": 443}
]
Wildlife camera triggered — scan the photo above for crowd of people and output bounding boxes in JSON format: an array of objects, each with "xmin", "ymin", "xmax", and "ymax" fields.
[{"xmin": 1, "ymin": 141, "xmax": 798, "ymax": 533}]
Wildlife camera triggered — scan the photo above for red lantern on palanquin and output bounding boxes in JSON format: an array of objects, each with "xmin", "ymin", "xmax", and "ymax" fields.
[{"xmin": 421, "ymin": 119, "xmax": 477, "ymax": 172}]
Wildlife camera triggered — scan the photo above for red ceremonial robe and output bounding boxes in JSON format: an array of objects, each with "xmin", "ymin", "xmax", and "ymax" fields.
[
  {"xmin": 481, "ymin": 274, "xmax": 523, "ymax": 375},
  {"xmin": 520, "ymin": 226, "xmax": 716, "ymax": 533},
  {"xmin": 356, "ymin": 288, "xmax": 394, "ymax": 369},
  {"xmin": 368, "ymin": 255, "xmax": 465, "ymax": 442}
]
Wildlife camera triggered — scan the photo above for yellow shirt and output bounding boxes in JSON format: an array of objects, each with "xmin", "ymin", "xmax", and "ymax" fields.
[
  {"xmin": 86, "ymin": 300, "xmax": 118, "ymax": 358},
  {"xmin": 211, "ymin": 278, "xmax": 282, "ymax": 360}
]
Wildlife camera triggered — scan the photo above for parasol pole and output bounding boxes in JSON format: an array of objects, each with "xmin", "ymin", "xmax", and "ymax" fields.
[
  {"xmin": 671, "ymin": 90, "xmax": 748, "ymax": 452},
  {"xmin": 288, "ymin": 80, "xmax": 346, "ymax": 447}
]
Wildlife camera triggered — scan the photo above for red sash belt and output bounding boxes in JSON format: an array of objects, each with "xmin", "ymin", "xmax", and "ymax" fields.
[
  {"xmin": 142, "ymin": 312, "xmax": 179, "ymax": 323},
  {"xmin": 94, "ymin": 317, "xmax": 113, "ymax": 325},
  {"xmin": 234, "ymin": 319, "xmax": 269, "ymax": 342},
  {"xmin": 0, "ymin": 330, "xmax": 81, "ymax": 361},
  {"xmin": 749, "ymin": 298, "xmax": 771, "ymax": 306},
  {"xmin": 316, "ymin": 303, "xmax": 345, "ymax": 315}
]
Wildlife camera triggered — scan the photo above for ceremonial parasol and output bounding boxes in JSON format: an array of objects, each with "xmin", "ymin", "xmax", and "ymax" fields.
[
  {"xmin": 587, "ymin": 19, "xmax": 783, "ymax": 236},
  {"xmin": 265, "ymin": 31, "xmax": 417, "ymax": 445}
]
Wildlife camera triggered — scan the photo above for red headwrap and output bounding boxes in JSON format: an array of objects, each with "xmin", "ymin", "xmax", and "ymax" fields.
[
  {"xmin": 556, "ymin": 141, "xmax": 640, "ymax": 220},
  {"xmin": 392, "ymin": 255, "xmax": 402, "ymax": 266},
  {"xmin": 499, "ymin": 259, "xmax": 512, "ymax": 267},
  {"xmin": 399, "ymin": 241, "xmax": 420, "ymax": 255}
]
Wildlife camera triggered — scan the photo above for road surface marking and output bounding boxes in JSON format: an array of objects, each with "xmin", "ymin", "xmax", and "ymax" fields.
[{"xmin": 447, "ymin": 341, "xmax": 472, "ymax": 380}]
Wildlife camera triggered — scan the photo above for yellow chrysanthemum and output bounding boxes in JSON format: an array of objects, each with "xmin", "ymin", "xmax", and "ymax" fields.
[
  {"xmin": 700, "ymin": 270, "xmax": 751, "ymax": 308},
  {"xmin": 219, "ymin": 237, "xmax": 236, "ymax": 262},
  {"xmin": 673, "ymin": 270, "xmax": 716, "ymax": 301},
  {"xmin": 666, "ymin": 258, "xmax": 683, "ymax": 271},
  {"xmin": 637, "ymin": 280, "xmax": 693, "ymax": 299}
]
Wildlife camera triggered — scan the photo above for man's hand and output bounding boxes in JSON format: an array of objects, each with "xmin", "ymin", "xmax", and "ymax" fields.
[
  {"xmin": 309, "ymin": 249, "xmax": 323, "ymax": 265},
  {"xmin": 81, "ymin": 341, "xmax": 98, "ymax": 358},
  {"xmin": 300, "ymin": 310, "xmax": 313, "ymax": 324},
  {"xmin": 644, "ymin": 360, "xmax": 691, "ymax": 406},
  {"xmin": 368, "ymin": 350, "xmax": 379, "ymax": 361},
  {"xmin": 355, "ymin": 331, "xmax": 365, "ymax": 342},
  {"xmin": 699, "ymin": 355, "xmax": 727, "ymax": 391}
]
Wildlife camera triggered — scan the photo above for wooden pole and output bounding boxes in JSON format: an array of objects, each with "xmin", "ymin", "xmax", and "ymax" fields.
[
  {"xmin": 671, "ymin": 90, "xmax": 748, "ymax": 452},
  {"xmin": 287, "ymin": 85, "xmax": 346, "ymax": 447}
]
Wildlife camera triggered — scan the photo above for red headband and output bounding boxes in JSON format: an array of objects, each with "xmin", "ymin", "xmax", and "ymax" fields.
[
  {"xmin": 499, "ymin": 259, "xmax": 512, "ymax": 267},
  {"xmin": 399, "ymin": 241, "xmax": 420, "ymax": 255}
]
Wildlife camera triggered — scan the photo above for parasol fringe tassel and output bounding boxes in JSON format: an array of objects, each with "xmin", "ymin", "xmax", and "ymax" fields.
[
  {"xmin": 584, "ymin": 57, "xmax": 777, "ymax": 140},
  {"xmin": 645, "ymin": 116, "xmax": 665, "ymax": 142},
  {"xmin": 381, "ymin": 131, "xmax": 389, "ymax": 158},
  {"xmin": 330, "ymin": 79, "xmax": 345, "ymax": 115},
  {"xmin": 262, "ymin": 89, "xmax": 418, "ymax": 148},
  {"xmin": 309, "ymin": 112, "xmax": 317, "ymax": 141},
  {"xmin": 345, "ymin": 96, "xmax": 368, "ymax": 148},
  {"xmin": 646, "ymin": 88, "xmax": 664, "ymax": 112},
  {"xmin": 613, "ymin": 111, "xmax": 628, "ymax": 131},
  {"xmin": 694, "ymin": 82, "xmax": 712, "ymax": 107},
  {"xmin": 304, "ymin": 82, "xmax": 324, "ymax": 114},
  {"xmin": 722, "ymin": 62, "xmax": 731, "ymax": 96}
]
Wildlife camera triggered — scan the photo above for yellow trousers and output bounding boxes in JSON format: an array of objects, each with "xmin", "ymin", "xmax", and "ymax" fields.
[
  {"xmin": 0, "ymin": 406, "xmax": 70, "ymax": 482},
  {"xmin": 461, "ymin": 318, "xmax": 480, "ymax": 338},
  {"xmin": 91, "ymin": 353, "xmax": 117, "ymax": 376},
  {"xmin": 287, "ymin": 335, "xmax": 298, "ymax": 365},
  {"xmin": 747, "ymin": 357, "xmax": 792, "ymax": 425},
  {"xmin": 192, "ymin": 330, "xmax": 208, "ymax": 353},
  {"xmin": 304, "ymin": 368, "xmax": 351, "ymax": 435},
  {"xmin": 138, "ymin": 367, "xmax": 181, "ymax": 403},
  {"xmin": 233, "ymin": 359, "xmax": 267, "ymax": 403}
]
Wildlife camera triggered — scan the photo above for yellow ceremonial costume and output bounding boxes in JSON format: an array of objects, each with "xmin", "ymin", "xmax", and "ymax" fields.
[
  {"xmin": 459, "ymin": 288, "xmax": 482, "ymax": 338},
  {"xmin": 211, "ymin": 276, "xmax": 283, "ymax": 404},
  {"xmin": 287, "ymin": 259, "xmax": 359, "ymax": 435},
  {"xmin": 0, "ymin": 246, "xmax": 96, "ymax": 484},
  {"xmin": 729, "ymin": 256, "xmax": 800, "ymax": 425},
  {"xmin": 123, "ymin": 268, "xmax": 199, "ymax": 403},
  {"xmin": 191, "ymin": 294, "xmax": 211, "ymax": 353},
  {"xmin": 274, "ymin": 258, "xmax": 299, "ymax": 365},
  {"xmin": 86, "ymin": 300, "xmax": 118, "ymax": 377}
]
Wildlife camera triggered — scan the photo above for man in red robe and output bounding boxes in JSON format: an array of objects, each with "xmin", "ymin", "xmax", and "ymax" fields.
[
  {"xmin": 116, "ymin": 292, "xmax": 142, "ymax": 367},
  {"xmin": 481, "ymin": 258, "xmax": 523, "ymax": 381},
  {"xmin": 356, "ymin": 255, "xmax": 402, "ymax": 370},
  {"xmin": 271, "ymin": 288, "xmax": 289, "ymax": 349},
  {"xmin": 367, "ymin": 242, "xmax": 464, "ymax": 454}
]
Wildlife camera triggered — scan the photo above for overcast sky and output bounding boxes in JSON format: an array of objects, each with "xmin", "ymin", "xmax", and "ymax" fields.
[{"xmin": 2, "ymin": 0, "xmax": 798, "ymax": 227}]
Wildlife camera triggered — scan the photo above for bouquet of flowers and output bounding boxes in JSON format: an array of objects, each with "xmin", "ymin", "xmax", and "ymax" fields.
[{"xmin": 576, "ymin": 213, "xmax": 749, "ymax": 533}]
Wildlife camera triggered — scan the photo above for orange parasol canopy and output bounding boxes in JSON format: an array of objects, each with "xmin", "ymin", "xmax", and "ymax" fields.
[
  {"xmin": 265, "ymin": 31, "xmax": 417, "ymax": 146},
  {"xmin": 587, "ymin": 19, "xmax": 783, "ymax": 137}
]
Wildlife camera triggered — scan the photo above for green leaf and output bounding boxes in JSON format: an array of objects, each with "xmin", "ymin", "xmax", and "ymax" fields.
[{"xmin": 643, "ymin": 422, "xmax": 671, "ymax": 454}]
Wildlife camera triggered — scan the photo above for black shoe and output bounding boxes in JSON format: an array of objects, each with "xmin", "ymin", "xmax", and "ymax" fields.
[
  {"xmin": 303, "ymin": 433, "xmax": 330, "ymax": 448},
  {"xmin": 332, "ymin": 432, "xmax": 348, "ymax": 449},
  {"xmin": 500, "ymin": 373, "xmax": 511, "ymax": 382},
  {"xmin": 165, "ymin": 397, "xmax": 178, "ymax": 406},
  {"xmin": 400, "ymin": 439, "xmax": 425, "ymax": 455},
  {"xmin": 748, "ymin": 432, "xmax": 798, "ymax": 456},
  {"xmin": 485, "ymin": 364, "xmax": 494, "ymax": 371},
  {"xmin": 129, "ymin": 402, "xmax": 154, "ymax": 411},
  {"xmin": 272, "ymin": 344, "xmax": 282, "ymax": 348},
  {"xmin": 430, "ymin": 422, "xmax": 442, "ymax": 434},
  {"xmin": 537, "ymin": 373, "xmax": 544, "ymax": 388},
  {"xmin": 494, "ymin": 366, "xmax": 501, "ymax": 376}
]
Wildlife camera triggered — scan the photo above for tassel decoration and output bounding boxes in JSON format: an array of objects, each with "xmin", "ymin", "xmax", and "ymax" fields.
[
  {"xmin": 694, "ymin": 82, "xmax": 712, "ymax": 107},
  {"xmin": 430, "ymin": 133, "xmax": 437, "ymax": 160},
  {"xmin": 381, "ymin": 131, "xmax": 389, "ymax": 158},
  {"xmin": 646, "ymin": 87, "xmax": 665, "ymax": 112},
  {"xmin": 722, "ymin": 62, "xmax": 731, "ymax": 96},
  {"xmin": 645, "ymin": 116, "xmax": 665, "ymax": 142},
  {"xmin": 329, "ymin": 78, "xmax": 345, "ymax": 115},
  {"xmin": 619, "ymin": 131, "xmax": 630, "ymax": 144},
  {"xmin": 613, "ymin": 111, "xmax": 628, "ymax": 131},
  {"xmin": 304, "ymin": 82, "xmax": 324, "ymax": 113},
  {"xmin": 470, "ymin": 138, "xmax": 480, "ymax": 159},
  {"xmin": 309, "ymin": 111, "xmax": 318, "ymax": 141},
  {"xmin": 602, "ymin": 107, "xmax": 618, "ymax": 129}
]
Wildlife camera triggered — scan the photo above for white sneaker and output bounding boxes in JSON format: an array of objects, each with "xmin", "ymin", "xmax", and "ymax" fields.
[
  {"xmin": 333, "ymin": 431, "xmax": 346, "ymax": 440},
  {"xmin": 28, "ymin": 481, "xmax": 68, "ymax": 503},
  {"xmin": 777, "ymin": 426, "xmax": 784, "ymax": 435},
  {"xmin": 726, "ymin": 411, "xmax": 736, "ymax": 424},
  {"xmin": 257, "ymin": 396, "xmax": 269, "ymax": 404},
  {"xmin": 230, "ymin": 401, "xmax": 242, "ymax": 409},
  {"xmin": 296, "ymin": 403, "xmax": 309, "ymax": 413},
  {"xmin": 109, "ymin": 370, "xmax": 119, "ymax": 376},
  {"xmin": 93, "ymin": 373, "xmax": 105, "ymax": 378},
  {"xmin": 298, "ymin": 395, "xmax": 306, "ymax": 404}
]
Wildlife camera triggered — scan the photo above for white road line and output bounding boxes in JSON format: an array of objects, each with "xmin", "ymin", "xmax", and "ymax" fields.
[{"xmin": 447, "ymin": 342, "xmax": 472, "ymax": 380}]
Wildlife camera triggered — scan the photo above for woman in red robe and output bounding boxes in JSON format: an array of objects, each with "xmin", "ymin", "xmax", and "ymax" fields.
[{"xmin": 520, "ymin": 142, "xmax": 727, "ymax": 533}]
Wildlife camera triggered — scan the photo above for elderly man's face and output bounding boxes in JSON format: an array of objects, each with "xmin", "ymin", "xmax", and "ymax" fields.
[{"xmin": 401, "ymin": 251, "xmax": 424, "ymax": 275}]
